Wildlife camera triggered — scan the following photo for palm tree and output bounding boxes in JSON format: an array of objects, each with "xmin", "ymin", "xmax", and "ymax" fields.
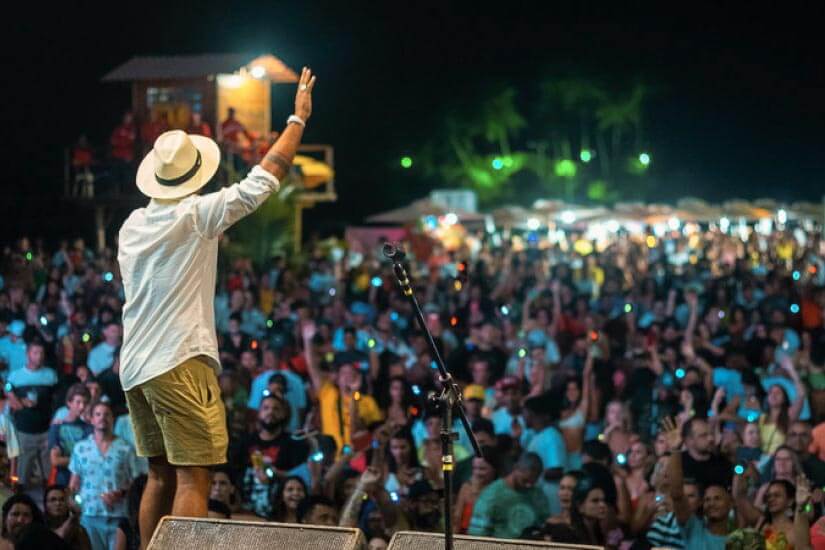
[
  {"xmin": 479, "ymin": 87, "xmax": 526, "ymax": 155},
  {"xmin": 595, "ymin": 83, "xmax": 647, "ymax": 176}
]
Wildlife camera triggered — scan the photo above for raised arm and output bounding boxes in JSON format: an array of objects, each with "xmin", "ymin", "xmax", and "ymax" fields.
[
  {"xmin": 794, "ymin": 475, "xmax": 813, "ymax": 550},
  {"xmin": 732, "ymin": 464, "xmax": 762, "ymax": 527},
  {"xmin": 302, "ymin": 321, "xmax": 326, "ymax": 392},
  {"xmin": 579, "ymin": 351, "xmax": 594, "ymax": 417},
  {"xmin": 194, "ymin": 68, "xmax": 316, "ymax": 238},
  {"xmin": 780, "ymin": 355, "xmax": 806, "ymax": 421},
  {"xmin": 662, "ymin": 417, "xmax": 691, "ymax": 525}
]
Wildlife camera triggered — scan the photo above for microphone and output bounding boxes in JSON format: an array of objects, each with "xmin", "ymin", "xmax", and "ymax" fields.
[{"xmin": 382, "ymin": 243, "xmax": 406, "ymax": 262}]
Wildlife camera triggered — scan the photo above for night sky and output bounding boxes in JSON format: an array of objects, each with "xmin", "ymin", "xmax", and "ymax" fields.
[{"xmin": 4, "ymin": 3, "xmax": 825, "ymax": 243}]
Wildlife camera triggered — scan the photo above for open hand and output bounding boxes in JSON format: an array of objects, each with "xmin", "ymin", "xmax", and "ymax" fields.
[
  {"xmin": 359, "ymin": 466, "xmax": 382, "ymax": 493},
  {"xmin": 294, "ymin": 67, "xmax": 317, "ymax": 121},
  {"xmin": 796, "ymin": 474, "xmax": 812, "ymax": 508},
  {"xmin": 661, "ymin": 416, "xmax": 683, "ymax": 453}
]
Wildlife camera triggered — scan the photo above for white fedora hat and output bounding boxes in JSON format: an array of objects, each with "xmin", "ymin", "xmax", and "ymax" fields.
[{"xmin": 136, "ymin": 130, "xmax": 221, "ymax": 200}]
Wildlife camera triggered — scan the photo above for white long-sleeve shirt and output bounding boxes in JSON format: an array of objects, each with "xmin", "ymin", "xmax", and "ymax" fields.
[{"xmin": 117, "ymin": 166, "xmax": 279, "ymax": 390}]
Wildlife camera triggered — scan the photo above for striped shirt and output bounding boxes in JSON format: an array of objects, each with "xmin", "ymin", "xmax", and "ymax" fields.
[{"xmin": 647, "ymin": 511, "xmax": 685, "ymax": 549}]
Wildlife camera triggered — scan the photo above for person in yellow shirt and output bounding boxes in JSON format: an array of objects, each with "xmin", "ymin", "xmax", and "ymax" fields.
[{"xmin": 310, "ymin": 358, "xmax": 383, "ymax": 455}]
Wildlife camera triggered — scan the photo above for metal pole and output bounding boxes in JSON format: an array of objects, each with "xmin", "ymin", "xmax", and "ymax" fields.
[{"xmin": 383, "ymin": 243, "xmax": 482, "ymax": 550}]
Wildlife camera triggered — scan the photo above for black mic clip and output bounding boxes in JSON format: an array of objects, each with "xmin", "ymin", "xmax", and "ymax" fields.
[{"xmin": 382, "ymin": 243, "xmax": 406, "ymax": 262}]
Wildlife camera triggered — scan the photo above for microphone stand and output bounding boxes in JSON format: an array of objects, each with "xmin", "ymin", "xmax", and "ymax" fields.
[{"xmin": 383, "ymin": 243, "xmax": 482, "ymax": 550}]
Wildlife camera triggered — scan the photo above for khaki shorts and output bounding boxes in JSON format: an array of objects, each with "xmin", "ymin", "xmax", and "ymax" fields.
[{"xmin": 125, "ymin": 356, "xmax": 228, "ymax": 466}]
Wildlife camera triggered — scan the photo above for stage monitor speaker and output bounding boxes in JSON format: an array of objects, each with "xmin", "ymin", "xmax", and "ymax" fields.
[
  {"xmin": 388, "ymin": 531, "xmax": 602, "ymax": 550},
  {"xmin": 146, "ymin": 517, "xmax": 366, "ymax": 550}
]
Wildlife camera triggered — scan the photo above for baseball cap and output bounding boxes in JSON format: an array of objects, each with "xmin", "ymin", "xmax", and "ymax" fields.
[{"xmin": 463, "ymin": 384, "xmax": 486, "ymax": 402}]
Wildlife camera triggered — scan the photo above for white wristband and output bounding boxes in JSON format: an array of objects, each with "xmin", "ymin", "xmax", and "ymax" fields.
[{"xmin": 287, "ymin": 114, "xmax": 306, "ymax": 128}]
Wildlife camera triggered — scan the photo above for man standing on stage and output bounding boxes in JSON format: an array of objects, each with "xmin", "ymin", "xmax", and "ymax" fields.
[{"xmin": 117, "ymin": 67, "xmax": 316, "ymax": 547}]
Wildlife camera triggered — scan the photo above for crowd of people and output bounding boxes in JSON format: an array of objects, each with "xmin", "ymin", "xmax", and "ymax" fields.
[{"xmin": 2, "ymin": 220, "xmax": 825, "ymax": 549}]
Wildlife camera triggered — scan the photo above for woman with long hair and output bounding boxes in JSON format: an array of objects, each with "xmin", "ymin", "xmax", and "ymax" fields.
[
  {"xmin": 383, "ymin": 425, "xmax": 422, "ymax": 497},
  {"xmin": 759, "ymin": 358, "xmax": 805, "ymax": 455},
  {"xmin": 546, "ymin": 471, "xmax": 584, "ymax": 526},
  {"xmin": 558, "ymin": 353, "xmax": 593, "ymax": 469},
  {"xmin": 1, "ymin": 494, "xmax": 45, "ymax": 549},
  {"xmin": 378, "ymin": 376, "xmax": 415, "ymax": 428},
  {"xmin": 453, "ymin": 447, "xmax": 498, "ymax": 534},
  {"xmin": 735, "ymin": 422, "xmax": 772, "ymax": 473},
  {"xmin": 623, "ymin": 441, "xmax": 653, "ymax": 513},
  {"xmin": 602, "ymin": 400, "xmax": 633, "ymax": 458},
  {"xmin": 569, "ymin": 477, "xmax": 608, "ymax": 547},
  {"xmin": 753, "ymin": 445, "xmax": 804, "ymax": 510},
  {"xmin": 271, "ymin": 476, "xmax": 308, "ymax": 523}
]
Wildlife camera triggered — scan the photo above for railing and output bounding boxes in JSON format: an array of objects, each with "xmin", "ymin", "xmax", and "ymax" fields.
[{"xmin": 63, "ymin": 143, "xmax": 335, "ymax": 202}]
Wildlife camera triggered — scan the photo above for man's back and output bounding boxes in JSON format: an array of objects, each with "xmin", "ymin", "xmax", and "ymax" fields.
[
  {"xmin": 468, "ymin": 478, "xmax": 549, "ymax": 539},
  {"xmin": 117, "ymin": 166, "xmax": 279, "ymax": 391}
]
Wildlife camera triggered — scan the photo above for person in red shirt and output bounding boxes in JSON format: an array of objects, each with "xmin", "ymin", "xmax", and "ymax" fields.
[
  {"xmin": 220, "ymin": 107, "xmax": 248, "ymax": 146},
  {"xmin": 187, "ymin": 112, "xmax": 212, "ymax": 138},
  {"xmin": 71, "ymin": 134, "xmax": 95, "ymax": 197},
  {"xmin": 220, "ymin": 107, "xmax": 253, "ymax": 173},
  {"xmin": 72, "ymin": 135, "xmax": 94, "ymax": 169},
  {"xmin": 110, "ymin": 111, "xmax": 136, "ymax": 163}
]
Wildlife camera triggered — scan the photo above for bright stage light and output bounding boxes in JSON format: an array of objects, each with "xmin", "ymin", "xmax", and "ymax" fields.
[{"xmin": 250, "ymin": 65, "xmax": 266, "ymax": 79}]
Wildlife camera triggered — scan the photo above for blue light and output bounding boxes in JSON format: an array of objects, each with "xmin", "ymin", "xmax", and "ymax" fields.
[
  {"xmin": 492, "ymin": 158, "xmax": 504, "ymax": 170},
  {"xmin": 500, "ymin": 306, "xmax": 510, "ymax": 316},
  {"xmin": 328, "ymin": 287, "xmax": 336, "ymax": 296},
  {"xmin": 103, "ymin": 272, "xmax": 114, "ymax": 282},
  {"xmin": 734, "ymin": 464, "xmax": 745, "ymax": 475},
  {"xmin": 430, "ymin": 360, "xmax": 438, "ymax": 370},
  {"xmin": 616, "ymin": 453, "xmax": 627, "ymax": 465},
  {"xmin": 675, "ymin": 368, "xmax": 686, "ymax": 379},
  {"xmin": 790, "ymin": 304, "xmax": 800, "ymax": 314},
  {"xmin": 390, "ymin": 311, "xmax": 399, "ymax": 321},
  {"xmin": 793, "ymin": 271, "xmax": 801, "ymax": 281},
  {"xmin": 371, "ymin": 276, "xmax": 382, "ymax": 288},
  {"xmin": 390, "ymin": 491, "xmax": 400, "ymax": 502},
  {"xmin": 747, "ymin": 412, "xmax": 759, "ymax": 423},
  {"xmin": 39, "ymin": 315, "xmax": 48, "ymax": 326},
  {"xmin": 412, "ymin": 385, "xmax": 421, "ymax": 396},
  {"xmin": 311, "ymin": 451, "xmax": 324, "ymax": 463}
]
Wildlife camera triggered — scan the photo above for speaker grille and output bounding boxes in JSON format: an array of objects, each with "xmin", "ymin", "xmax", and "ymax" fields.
[
  {"xmin": 147, "ymin": 517, "xmax": 366, "ymax": 550},
  {"xmin": 388, "ymin": 531, "xmax": 601, "ymax": 550}
]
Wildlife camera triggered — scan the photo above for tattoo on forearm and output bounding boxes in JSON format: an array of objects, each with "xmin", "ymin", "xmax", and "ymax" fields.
[{"xmin": 265, "ymin": 152, "xmax": 291, "ymax": 173}]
